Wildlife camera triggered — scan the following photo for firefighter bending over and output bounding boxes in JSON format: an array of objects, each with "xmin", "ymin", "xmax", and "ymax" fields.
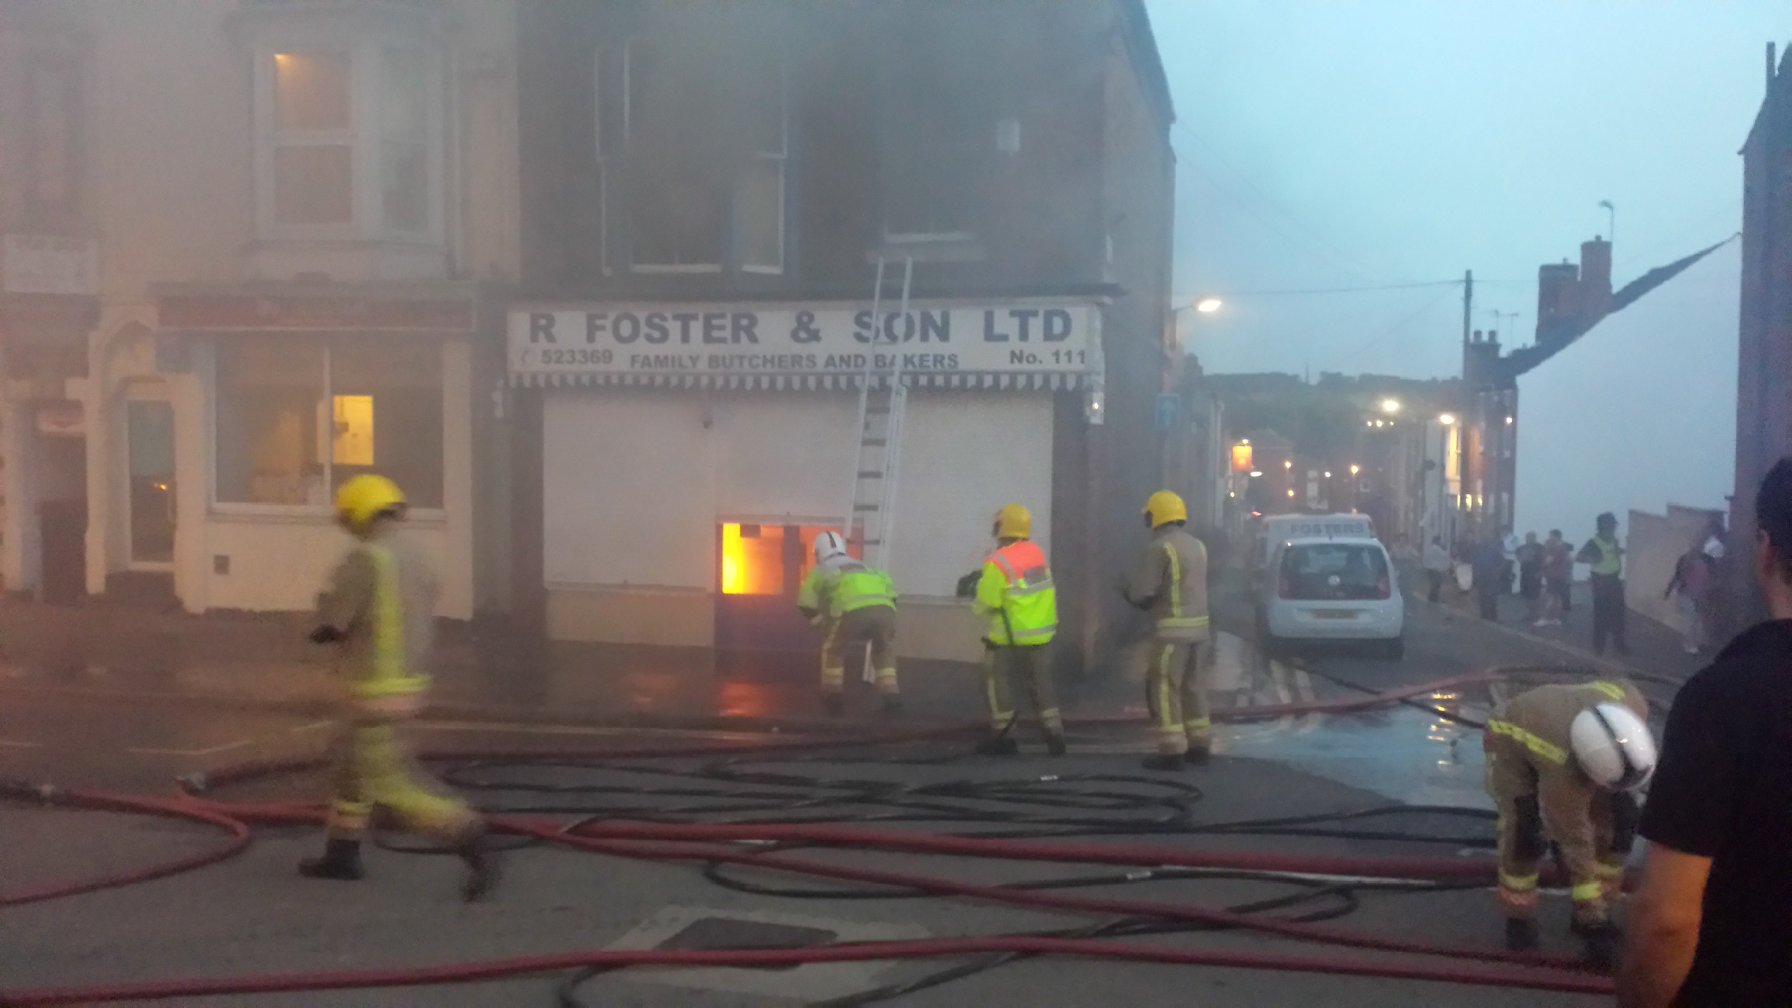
[
  {"xmin": 302, "ymin": 474, "xmax": 497, "ymax": 901},
  {"xmin": 1124, "ymin": 490, "xmax": 1212, "ymax": 771},
  {"xmin": 1484, "ymin": 678, "xmax": 1655, "ymax": 967},
  {"xmin": 964, "ymin": 503, "xmax": 1065, "ymax": 756},
  {"xmin": 797, "ymin": 531, "xmax": 899, "ymax": 716}
]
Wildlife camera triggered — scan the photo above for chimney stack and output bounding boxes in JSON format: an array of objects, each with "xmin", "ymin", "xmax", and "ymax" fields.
[
  {"xmin": 1536, "ymin": 261, "xmax": 1580, "ymax": 342},
  {"xmin": 1580, "ymin": 235, "xmax": 1613, "ymax": 320}
]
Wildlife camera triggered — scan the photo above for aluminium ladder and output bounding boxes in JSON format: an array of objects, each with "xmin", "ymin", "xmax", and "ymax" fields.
[{"xmin": 842, "ymin": 253, "xmax": 916, "ymax": 682}]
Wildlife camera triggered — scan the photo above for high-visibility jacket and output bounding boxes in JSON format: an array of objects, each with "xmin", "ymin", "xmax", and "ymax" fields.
[
  {"xmin": 1126, "ymin": 526, "xmax": 1210, "ymax": 643},
  {"xmin": 1485, "ymin": 678, "xmax": 1648, "ymax": 902},
  {"xmin": 974, "ymin": 540, "xmax": 1057, "ymax": 646},
  {"xmin": 1584, "ymin": 536, "xmax": 1623, "ymax": 577},
  {"xmin": 315, "ymin": 530, "xmax": 440, "ymax": 718},
  {"xmin": 797, "ymin": 559, "xmax": 897, "ymax": 621}
]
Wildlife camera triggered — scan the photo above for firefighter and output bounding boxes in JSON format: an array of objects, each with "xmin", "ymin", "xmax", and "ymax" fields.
[
  {"xmin": 301, "ymin": 474, "xmax": 497, "ymax": 901},
  {"xmin": 797, "ymin": 531, "xmax": 899, "ymax": 716},
  {"xmin": 963, "ymin": 503, "xmax": 1065, "ymax": 756},
  {"xmin": 1484, "ymin": 678, "xmax": 1656, "ymax": 967},
  {"xmin": 1124, "ymin": 490, "xmax": 1212, "ymax": 771}
]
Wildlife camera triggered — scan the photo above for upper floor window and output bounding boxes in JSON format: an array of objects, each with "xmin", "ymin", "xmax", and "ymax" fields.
[
  {"xmin": 255, "ymin": 43, "xmax": 443, "ymax": 241},
  {"xmin": 880, "ymin": 19, "xmax": 996, "ymax": 241},
  {"xmin": 18, "ymin": 49, "xmax": 84, "ymax": 227},
  {"xmin": 606, "ymin": 34, "xmax": 785, "ymax": 275}
]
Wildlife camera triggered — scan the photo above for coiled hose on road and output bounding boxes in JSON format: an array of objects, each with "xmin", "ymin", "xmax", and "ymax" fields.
[{"xmin": 0, "ymin": 666, "xmax": 1638, "ymax": 1006}]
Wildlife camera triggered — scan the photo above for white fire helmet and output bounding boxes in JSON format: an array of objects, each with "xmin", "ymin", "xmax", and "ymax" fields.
[
  {"xmin": 1570, "ymin": 703, "xmax": 1657, "ymax": 791},
  {"xmin": 813, "ymin": 531, "xmax": 849, "ymax": 565}
]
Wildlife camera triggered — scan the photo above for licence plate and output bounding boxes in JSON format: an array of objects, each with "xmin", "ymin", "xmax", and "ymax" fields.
[{"xmin": 1310, "ymin": 610, "xmax": 1359, "ymax": 620}]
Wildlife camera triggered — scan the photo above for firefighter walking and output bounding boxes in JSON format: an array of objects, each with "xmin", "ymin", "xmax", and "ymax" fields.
[
  {"xmin": 966, "ymin": 504, "xmax": 1065, "ymax": 756},
  {"xmin": 1484, "ymin": 678, "xmax": 1655, "ymax": 967},
  {"xmin": 797, "ymin": 531, "xmax": 900, "ymax": 716},
  {"xmin": 301, "ymin": 475, "xmax": 497, "ymax": 901},
  {"xmin": 1125, "ymin": 490, "xmax": 1212, "ymax": 771}
]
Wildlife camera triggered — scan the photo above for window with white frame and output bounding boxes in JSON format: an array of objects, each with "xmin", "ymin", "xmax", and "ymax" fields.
[
  {"xmin": 215, "ymin": 337, "xmax": 444, "ymax": 510},
  {"xmin": 257, "ymin": 43, "xmax": 442, "ymax": 240},
  {"xmin": 616, "ymin": 36, "xmax": 785, "ymax": 274}
]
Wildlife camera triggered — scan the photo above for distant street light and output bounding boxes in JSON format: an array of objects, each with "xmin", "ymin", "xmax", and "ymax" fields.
[
  {"xmin": 1349, "ymin": 464, "xmax": 1361, "ymax": 476},
  {"xmin": 1323, "ymin": 471, "xmax": 1333, "ymax": 479},
  {"xmin": 1249, "ymin": 470, "xmax": 1263, "ymax": 478},
  {"xmin": 1287, "ymin": 489, "xmax": 1296, "ymax": 498},
  {"xmin": 1195, "ymin": 297, "xmax": 1223, "ymax": 314},
  {"xmin": 1379, "ymin": 398, "xmax": 1402, "ymax": 415},
  {"xmin": 1283, "ymin": 459, "xmax": 1293, "ymax": 470},
  {"xmin": 1438, "ymin": 413, "xmax": 1457, "ymax": 426}
]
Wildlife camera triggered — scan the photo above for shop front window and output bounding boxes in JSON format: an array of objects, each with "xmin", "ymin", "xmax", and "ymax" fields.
[{"xmin": 214, "ymin": 337, "xmax": 443, "ymax": 509}]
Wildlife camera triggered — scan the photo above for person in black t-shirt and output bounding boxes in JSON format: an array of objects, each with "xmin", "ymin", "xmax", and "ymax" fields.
[{"xmin": 1619, "ymin": 458, "xmax": 1792, "ymax": 1007}]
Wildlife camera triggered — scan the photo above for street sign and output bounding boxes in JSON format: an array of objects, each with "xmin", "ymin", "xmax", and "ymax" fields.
[{"xmin": 1155, "ymin": 393, "xmax": 1181, "ymax": 432}]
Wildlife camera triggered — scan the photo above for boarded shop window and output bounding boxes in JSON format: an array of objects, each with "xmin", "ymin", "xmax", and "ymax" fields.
[{"xmin": 214, "ymin": 338, "xmax": 443, "ymax": 509}]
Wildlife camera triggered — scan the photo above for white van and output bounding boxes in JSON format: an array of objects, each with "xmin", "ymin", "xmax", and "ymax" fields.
[
  {"xmin": 1248, "ymin": 513, "xmax": 1376, "ymax": 586},
  {"xmin": 1259, "ymin": 534, "xmax": 1405, "ymax": 660}
]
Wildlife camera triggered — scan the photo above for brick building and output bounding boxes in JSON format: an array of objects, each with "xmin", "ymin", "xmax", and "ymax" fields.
[
  {"xmin": 1727, "ymin": 42, "xmax": 1792, "ymax": 627},
  {"xmin": 507, "ymin": 0, "xmax": 1175, "ymax": 677}
]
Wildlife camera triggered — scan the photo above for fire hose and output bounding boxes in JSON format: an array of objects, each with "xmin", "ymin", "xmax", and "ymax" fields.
[{"xmin": 0, "ymin": 666, "xmax": 1628, "ymax": 1005}]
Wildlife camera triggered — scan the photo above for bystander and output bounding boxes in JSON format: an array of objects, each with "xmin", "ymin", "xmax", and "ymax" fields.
[
  {"xmin": 1618, "ymin": 459, "xmax": 1792, "ymax": 1007},
  {"xmin": 1473, "ymin": 529, "xmax": 1505, "ymax": 622},
  {"xmin": 1538, "ymin": 529, "xmax": 1571, "ymax": 626},
  {"xmin": 1422, "ymin": 535, "xmax": 1451, "ymax": 604},
  {"xmin": 1577, "ymin": 513, "xmax": 1629, "ymax": 656},
  {"xmin": 1517, "ymin": 531, "xmax": 1544, "ymax": 623}
]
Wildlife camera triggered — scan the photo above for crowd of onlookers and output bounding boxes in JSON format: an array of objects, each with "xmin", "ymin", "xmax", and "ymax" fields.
[{"xmin": 1416, "ymin": 514, "xmax": 1727, "ymax": 657}]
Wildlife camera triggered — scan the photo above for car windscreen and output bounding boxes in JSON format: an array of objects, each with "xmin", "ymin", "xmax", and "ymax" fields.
[{"xmin": 1278, "ymin": 543, "xmax": 1390, "ymax": 601}]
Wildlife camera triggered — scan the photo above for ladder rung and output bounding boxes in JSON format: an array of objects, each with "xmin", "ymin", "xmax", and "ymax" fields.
[
  {"xmin": 853, "ymin": 503, "xmax": 879, "ymax": 512},
  {"xmin": 862, "ymin": 539, "xmax": 884, "ymax": 546},
  {"xmin": 863, "ymin": 438, "xmax": 887, "ymax": 446},
  {"xmin": 857, "ymin": 471, "xmax": 882, "ymax": 479},
  {"xmin": 866, "ymin": 405, "xmax": 891, "ymax": 414}
]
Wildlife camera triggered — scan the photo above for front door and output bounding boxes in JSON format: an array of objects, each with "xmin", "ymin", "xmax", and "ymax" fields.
[{"xmin": 126, "ymin": 400, "xmax": 175, "ymax": 565}]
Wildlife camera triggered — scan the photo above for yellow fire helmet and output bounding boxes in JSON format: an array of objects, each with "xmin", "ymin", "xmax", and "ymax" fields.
[
  {"xmin": 993, "ymin": 503, "xmax": 1033, "ymax": 540},
  {"xmin": 335, "ymin": 474, "xmax": 408, "ymax": 529},
  {"xmin": 1143, "ymin": 490, "xmax": 1188, "ymax": 529}
]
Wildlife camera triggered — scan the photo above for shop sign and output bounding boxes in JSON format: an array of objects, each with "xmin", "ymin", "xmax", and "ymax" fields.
[
  {"xmin": 1, "ymin": 233, "xmax": 98, "ymax": 296},
  {"xmin": 507, "ymin": 301, "xmax": 1100, "ymax": 389}
]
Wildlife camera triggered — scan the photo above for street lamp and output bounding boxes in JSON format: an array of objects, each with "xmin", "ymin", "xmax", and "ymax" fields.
[
  {"xmin": 1349, "ymin": 464, "xmax": 1361, "ymax": 476},
  {"xmin": 1438, "ymin": 413, "xmax": 1457, "ymax": 426},
  {"xmin": 1195, "ymin": 297, "xmax": 1223, "ymax": 314},
  {"xmin": 1379, "ymin": 398, "xmax": 1402, "ymax": 415}
]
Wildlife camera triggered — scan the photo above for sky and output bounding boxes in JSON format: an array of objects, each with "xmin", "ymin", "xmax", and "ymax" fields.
[{"xmin": 1146, "ymin": 0, "xmax": 1786, "ymax": 379}]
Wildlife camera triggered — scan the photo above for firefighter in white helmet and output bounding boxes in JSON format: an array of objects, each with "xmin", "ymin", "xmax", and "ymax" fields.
[
  {"xmin": 797, "ymin": 531, "xmax": 899, "ymax": 716},
  {"xmin": 303, "ymin": 474, "xmax": 497, "ymax": 900},
  {"xmin": 1483, "ymin": 678, "xmax": 1655, "ymax": 968}
]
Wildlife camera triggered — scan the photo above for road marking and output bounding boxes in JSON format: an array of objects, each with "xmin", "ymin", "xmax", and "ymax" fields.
[
  {"xmin": 0, "ymin": 738, "xmax": 41, "ymax": 748},
  {"xmin": 127, "ymin": 739, "xmax": 252, "ymax": 757},
  {"xmin": 288, "ymin": 720, "xmax": 334, "ymax": 734}
]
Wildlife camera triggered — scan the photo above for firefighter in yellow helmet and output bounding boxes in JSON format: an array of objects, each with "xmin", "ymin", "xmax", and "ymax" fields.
[
  {"xmin": 1124, "ymin": 490, "xmax": 1212, "ymax": 771},
  {"xmin": 959, "ymin": 503, "xmax": 1065, "ymax": 756},
  {"xmin": 302, "ymin": 474, "xmax": 497, "ymax": 900}
]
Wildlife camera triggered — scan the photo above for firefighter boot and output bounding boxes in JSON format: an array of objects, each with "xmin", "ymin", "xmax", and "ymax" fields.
[
  {"xmin": 1141, "ymin": 753, "xmax": 1185, "ymax": 773},
  {"xmin": 1184, "ymin": 744, "xmax": 1212, "ymax": 766},
  {"xmin": 1572, "ymin": 918, "xmax": 1619, "ymax": 971},
  {"xmin": 880, "ymin": 694, "xmax": 903, "ymax": 717},
  {"xmin": 1045, "ymin": 732, "xmax": 1067, "ymax": 757},
  {"xmin": 1504, "ymin": 917, "xmax": 1539, "ymax": 951},
  {"xmin": 456, "ymin": 822, "xmax": 500, "ymax": 903},
  {"xmin": 298, "ymin": 838, "xmax": 364, "ymax": 882},
  {"xmin": 975, "ymin": 736, "xmax": 1019, "ymax": 756},
  {"xmin": 823, "ymin": 693, "xmax": 845, "ymax": 717}
]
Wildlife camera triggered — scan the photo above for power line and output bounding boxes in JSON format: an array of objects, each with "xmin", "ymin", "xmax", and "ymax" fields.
[
  {"xmin": 1318, "ymin": 284, "xmax": 1463, "ymax": 373},
  {"xmin": 1175, "ymin": 123, "xmax": 1384, "ymax": 283}
]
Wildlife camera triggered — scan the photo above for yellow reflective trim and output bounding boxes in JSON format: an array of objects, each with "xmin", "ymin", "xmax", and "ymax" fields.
[
  {"xmin": 1165, "ymin": 542, "xmax": 1182, "ymax": 618},
  {"xmin": 1185, "ymin": 717, "xmax": 1212, "ymax": 730},
  {"xmin": 1499, "ymin": 871, "xmax": 1539, "ymax": 892},
  {"xmin": 1488, "ymin": 718, "xmax": 1569, "ymax": 765},
  {"xmin": 1595, "ymin": 860, "xmax": 1626, "ymax": 879},
  {"xmin": 1571, "ymin": 880, "xmax": 1605, "ymax": 902},
  {"xmin": 1155, "ymin": 646, "xmax": 1175, "ymax": 730},
  {"xmin": 1590, "ymin": 681, "xmax": 1626, "ymax": 702}
]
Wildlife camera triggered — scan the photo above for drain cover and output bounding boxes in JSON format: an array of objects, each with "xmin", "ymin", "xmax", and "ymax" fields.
[{"xmin": 655, "ymin": 917, "xmax": 837, "ymax": 971}]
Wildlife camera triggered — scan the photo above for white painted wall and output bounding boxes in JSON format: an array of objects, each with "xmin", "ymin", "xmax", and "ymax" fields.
[
  {"xmin": 542, "ymin": 389, "xmax": 1056, "ymax": 644},
  {"xmin": 1515, "ymin": 240, "xmax": 1739, "ymax": 542},
  {"xmin": 201, "ymin": 517, "xmax": 450, "ymax": 614}
]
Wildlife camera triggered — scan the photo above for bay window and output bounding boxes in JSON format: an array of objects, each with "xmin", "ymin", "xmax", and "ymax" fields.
[
  {"xmin": 255, "ymin": 42, "xmax": 443, "ymax": 241},
  {"xmin": 215, "ymin": 338, "xmax": 444, "ymax": 510}
]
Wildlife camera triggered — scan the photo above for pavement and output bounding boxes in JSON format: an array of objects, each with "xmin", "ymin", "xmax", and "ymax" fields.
[{"xmin": 0, "ymin": 574, "xmax": 1710, "ymax": 1006}]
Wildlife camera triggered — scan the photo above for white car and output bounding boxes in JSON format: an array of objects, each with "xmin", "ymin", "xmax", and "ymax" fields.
[{"xmin": 1259, "ymin": 536, "xmax": 1405, "ymax": 660}]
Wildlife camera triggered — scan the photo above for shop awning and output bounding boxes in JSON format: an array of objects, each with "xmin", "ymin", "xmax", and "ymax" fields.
[{"xmin": 508, "ymin": 371, "xmax": 1088, "ymax": 391}]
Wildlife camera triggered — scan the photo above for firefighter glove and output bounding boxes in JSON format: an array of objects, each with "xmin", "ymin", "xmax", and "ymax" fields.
[{"xmin": 309, "ymin": 624, "xmax": 345, "ymax": 645}]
